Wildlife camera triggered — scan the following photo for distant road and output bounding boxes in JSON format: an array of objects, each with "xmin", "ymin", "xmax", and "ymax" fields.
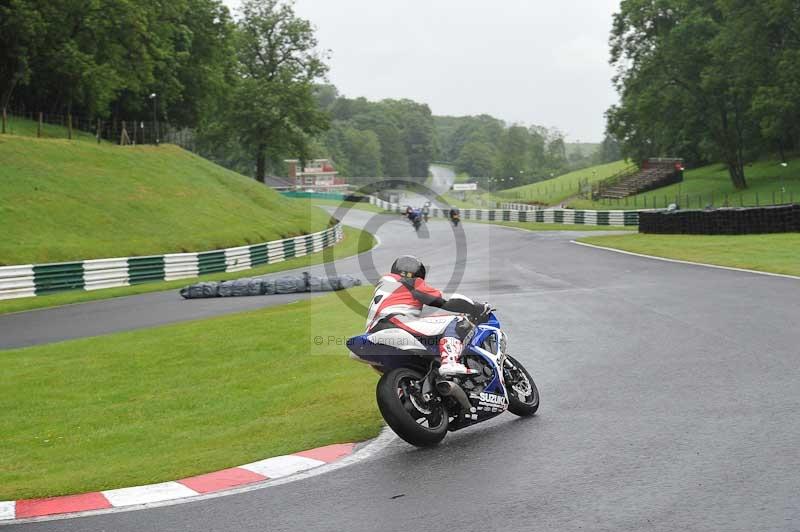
[
  {"xmin": 392, "ymin": 164, "xmax": 456, "ymax": 208},
  {"xmin": 428, "ymin": 163, "xmax": 456, "ymax": 194}
]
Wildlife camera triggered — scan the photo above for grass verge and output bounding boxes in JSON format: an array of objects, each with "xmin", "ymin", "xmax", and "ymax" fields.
[
  {"xmin": 0, "ymin": 285, "xmax": 382, "ymax": 501},
  {"xmin": 567, "ymin": 156, "xmax": 800, "ymax": 211},
  {"xmin": 0, "ymin": 134, "xmax": 331, "ymax": 265},
  {"xmin": 576, "ymin": 233, "xmax": 800, "ymax": 276},
  {"xmin": 0, "ymin": 226, "xmax": 375, "ymax": 315},
  {"xmin": 498, "ymin": 160, "xmax": 632, "ymax": 205},
  {"xmin": 288, "ymin": 197, "xmax": 386, "ymax": 214}
]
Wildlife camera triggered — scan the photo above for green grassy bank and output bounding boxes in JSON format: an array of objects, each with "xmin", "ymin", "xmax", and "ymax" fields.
[
  {"xmin": 0, "ymin": 134, "xmax": 331, "ymax": 265},
  {"xmin": 577, "ymin": 233, "xmax": 800, "ymax": 276},
  {"xmin": 0, "ymin": 286, "xmax": 382, "ymax": 500}
]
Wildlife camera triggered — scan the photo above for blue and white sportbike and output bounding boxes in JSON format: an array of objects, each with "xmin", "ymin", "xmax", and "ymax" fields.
[{"xmin": 347, "ymin": 310, "xmax": 539, "ymax": 447}]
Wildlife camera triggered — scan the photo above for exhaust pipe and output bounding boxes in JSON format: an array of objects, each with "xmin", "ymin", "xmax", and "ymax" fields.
[{"xmin": 436, "ymin": 380, "xmax": 474, "ymax": 413}]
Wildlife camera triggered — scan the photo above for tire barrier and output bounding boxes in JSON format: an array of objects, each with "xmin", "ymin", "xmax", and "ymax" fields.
[
  {"xmin": 179, "ymin": 272, "xmax": 362, "ymax": 299},
  {"xmin": 639, "ymin": 204, "xmax": 800, "ymax": 234},
  {"xmin": 368, "ymin": 196, "xmax": 640, "ymax": 227},
  {"xmin": 0, "ymin": 224, "xmax": 344, "ymax": 301}
]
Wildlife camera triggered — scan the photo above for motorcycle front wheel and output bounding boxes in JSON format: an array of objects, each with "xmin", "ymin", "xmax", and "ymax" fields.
[
  {"xmin": 503, "ymin": 355, "xmax": 539, "ymax": 416},
  {"xmin": 376, "ymin": 368, "xmax": 448, "ymax": 446}
]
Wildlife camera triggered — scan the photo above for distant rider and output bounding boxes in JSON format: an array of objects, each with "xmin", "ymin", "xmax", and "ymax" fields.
[{"xmin": 365, "ymin": 256, "xmax": 491, "ymax": 376}]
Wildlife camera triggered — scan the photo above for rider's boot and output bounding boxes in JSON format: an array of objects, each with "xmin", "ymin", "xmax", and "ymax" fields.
[{"xmin": 438, "ymin": 337, "xmax": 474, "ymax": 376}]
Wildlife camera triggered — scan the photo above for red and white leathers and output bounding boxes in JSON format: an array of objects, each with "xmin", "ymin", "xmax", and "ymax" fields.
[{"xmin": 365, "ymin": 273, "xmax": 475, "ymax": 376}]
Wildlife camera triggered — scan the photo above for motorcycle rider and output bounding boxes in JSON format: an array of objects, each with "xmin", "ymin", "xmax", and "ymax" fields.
[
  {"xmin": 365, "ymin": 255, "xmax": 491, "ymax": 376},
  {"xmin": 449, "ymin": 207, "xmax": 460, "ymax": 224},
  {"xmin": 407, "ymin": 207, "xmax": 423, "ymax": 230}
]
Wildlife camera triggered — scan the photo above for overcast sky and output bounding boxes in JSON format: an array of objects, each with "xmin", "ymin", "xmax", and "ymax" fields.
[{"xmin": 223, "ymin": 1, "xmax": 621, "ymax": 142}]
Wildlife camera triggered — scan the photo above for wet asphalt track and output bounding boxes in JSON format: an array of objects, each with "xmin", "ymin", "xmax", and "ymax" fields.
[{"xmin": 4, "ymin": 209, "xmax": 800, "ymax": 531}]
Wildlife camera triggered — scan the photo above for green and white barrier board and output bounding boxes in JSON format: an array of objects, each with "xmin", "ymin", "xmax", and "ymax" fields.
[
  {"xmin": 0, "ymin": 224, "xmax": 343, "ymax": 301},
  {"xmin": 368, "ymin": 197, "xmax": 640, "ymax": 227}
]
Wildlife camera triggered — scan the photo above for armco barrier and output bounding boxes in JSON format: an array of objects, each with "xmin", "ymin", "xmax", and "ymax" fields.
[
  {"xmin": 639, "ymin": 204, "xmax": 800, "ymax": 234},
  {"xmin": 0, "ymin": 223, "xmax": 344, "ymax": 301},
  {"xmin": 368, "ymin": 196, "xmax": 640, "ymax": 227}
]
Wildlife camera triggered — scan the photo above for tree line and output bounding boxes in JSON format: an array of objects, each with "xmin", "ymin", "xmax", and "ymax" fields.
[
  {"xmin": 1, "ymin": 0, "xmax": 329, "ymax": 182},
  {"xmin": 607, "ymin": 0, "xmax": 800, "ymax": 189},
  {"xmin": 310, "ymin": 86, "xmax": 435, "ymax": 182},
  {"xmin": 435, "ymin": 114, "xmax": 621, "ymax": 189},
  {"xmin": 2, "ymin": 0, "xmax": 623, "ymax": 187}
]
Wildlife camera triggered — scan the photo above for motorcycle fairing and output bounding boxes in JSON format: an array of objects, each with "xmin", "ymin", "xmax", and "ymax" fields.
[{"xmin": 347, "ymin": 334, "xmax": 432, "ymax": 373}]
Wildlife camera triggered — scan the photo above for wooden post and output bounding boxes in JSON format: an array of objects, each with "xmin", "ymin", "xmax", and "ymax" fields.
[
  {"xmin": 68, "ymin": 114, "xmax": 73, "ymax": 140},
  {"xmin": 1, "ymin": 107, "xmax": 6, "ymax": 134},
  {"xmin": 38, "ymin": 112, "xmax": 42, "ymax": 137},
  {"xmin": 120, "ymin": 120, "xmax": 131, "ymax": 146}
]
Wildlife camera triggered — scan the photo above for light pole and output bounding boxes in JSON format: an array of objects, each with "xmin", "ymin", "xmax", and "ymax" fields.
[
  {"xmin": 149, "ymin": 93, "xmax": 159, "ymax": 145},
  {"xmin": 780, "ymin": 162, "xmax": 788, "ymax": 194}
]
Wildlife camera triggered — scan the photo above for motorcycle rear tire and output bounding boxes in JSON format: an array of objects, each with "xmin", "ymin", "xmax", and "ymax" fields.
[{"xmin": 376, "ymin": 368, "xmax": 448, "ymax": 447}]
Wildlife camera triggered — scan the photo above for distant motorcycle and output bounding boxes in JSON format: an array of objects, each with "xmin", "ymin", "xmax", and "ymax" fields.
[
  {"xmin": 449, "ymin": 209, "xmax": 460, "ymax": 227},
  {"xmin": 407, "ymin": 208, "xmax": 423, "ymax": 232},
  {"xmin": 347, "ymin": 309, "xmax": 539, "ymax": 447}
]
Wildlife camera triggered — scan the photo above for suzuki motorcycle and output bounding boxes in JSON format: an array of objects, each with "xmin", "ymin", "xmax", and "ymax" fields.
[{"xmin": 347, "ymin": 311, "xmax": 539, "ymax": 446}]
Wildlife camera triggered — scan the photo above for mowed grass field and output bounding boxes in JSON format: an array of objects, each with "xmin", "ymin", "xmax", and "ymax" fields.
[
  {"xmin": 0, "ymin": 286, "xmax": 383, "ymax": 501},
  {"xmin": 497, "ymin": 160, "xmax": 632, "ymax": 205},
  {"xmin": 0, "ymin": 225, "xmax": 375, "ymax": 315},
  {"xmin": 578, "ymin": 233, "xmax": 800, "ymax": 276},
  {"xmin": 0, "ymin": 134, "xmax": 332, "ymax": 265},
  {"xmin": 568, "ymin": 156, "xmax": 800, "ymax": 210}
]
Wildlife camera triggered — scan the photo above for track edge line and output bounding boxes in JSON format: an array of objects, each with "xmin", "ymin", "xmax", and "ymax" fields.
[{"xmin": 570, "ymin": 240, "xmax": 800, "ymax": 280}]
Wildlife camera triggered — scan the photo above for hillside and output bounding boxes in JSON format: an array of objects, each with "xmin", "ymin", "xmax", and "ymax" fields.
[
  {"xmin": 0, "ymin": 134, "xmax": 331, "ymax": 266},
  {"xmin": 497, "ymin": 160, "xmax": 632, "ymax": 205},
  {"xmin": 567, "ymin": 156, "xmax": 800, "ymax": 210},
  {"xmin": 565, "ymin": 142, "xmax": 600, "ymax": 158}
]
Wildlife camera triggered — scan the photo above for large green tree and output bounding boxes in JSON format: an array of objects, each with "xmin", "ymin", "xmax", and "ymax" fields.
[
  {"xmin": 2, "ymin": 0, "xmax": 234, "ymax": 126},
  {"xmin": 228, "ymin": 0, "xmax": 329, "ymax": 181},
  {"xmin": 0, "ymin": 0, "xmax": 42, "ymax": 114},
  {"xmin": 456, "ymin": 141, "xmax": 497, "ymax": 180},
  {"xmin": 607, "ymin": 0, "xmax": 800, "ymax": 189}
]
